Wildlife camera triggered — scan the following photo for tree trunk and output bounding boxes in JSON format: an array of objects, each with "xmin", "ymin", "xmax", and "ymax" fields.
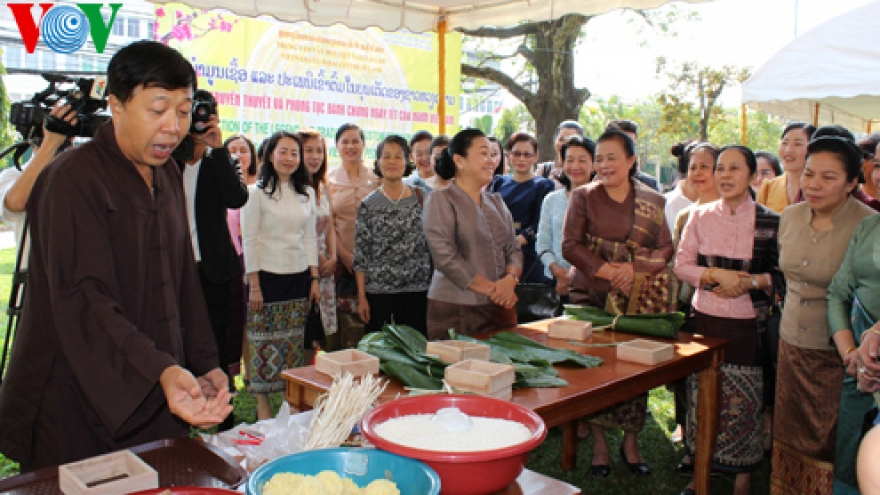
[{"xmin": 460, "ymin": 14, "xmax": 591, "ymax": 162}]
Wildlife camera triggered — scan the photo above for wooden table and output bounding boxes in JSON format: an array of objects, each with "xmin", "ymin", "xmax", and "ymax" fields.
[{"xmin": 282, "ymin": 319, "xmax": 725, "ymax": 495}]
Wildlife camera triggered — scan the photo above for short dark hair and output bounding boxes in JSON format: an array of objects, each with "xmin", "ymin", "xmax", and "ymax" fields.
[
  {"xmin": 505, "ymin": 131, "xmax": 538, "ymax": 153},
  {"xmin": 429, "ymin": 135, "xmax": 451, "ymax": 155},
  {"xmin": 335, "ymin": 123, "xmax": 365, "ymax": 144},
  {"xmin": 689, "ymin": 142, "xmax": 721, "ymax": 167},
  {"xmin": 754, "ymin": 151, "xmax": 782, "ymax": 176},
  {"xmin": 606, "ymin": 119, "xmax": 639, "ymax": 137},
  {"xmin": 807, "ymin": 136, "xmax": 863, "ymax": 182},
  {"xmin": 258, "ymin": 131, "xmax": 309, "ymax": 198},
  {"xmin": 781, "ymin": 122, "xmax": 817, "ymax": 141},
  {"xmin": 373, "ymin": 135, "xmax": 414, "ymax": 178},
  {"xmin": 435, "ymin": 129, "xmax": 486, "ymax": 180},
  {"xmin": 410, "ymin": 130, "xmax": 433, "ymax": 148},
  {"xmin": 107, "ymin": 40, "xmax": 196, "ymax": 103},
  {"xmin": 223, "ymin": 134, "xmax": 257, "ymax": 177},
  {"xmin": 718, "ymin": 145, "xmax": 758, "ymax": 175},
  {"xmin": 554, "ymin": 120, "xmax": 584, "ymax": 140},
  {"xmin": 558, "ymin": 135, "xmax": 596, "ymax": 191},
  {"xmin": 488, "ymin": 136, "xmax": 506, "ymax": 176}
]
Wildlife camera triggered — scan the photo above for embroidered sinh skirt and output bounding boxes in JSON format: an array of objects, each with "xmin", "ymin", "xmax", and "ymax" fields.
[
  {"xmin": 246, "ymin": 270, "xmax": 310, "ymax": 394},
  {"xmin": 770, "ymin": 340, "xmax": 842, "ymax": 495},
  {"xmin": 685, "ymin": 311, "xmax": 764, "ymax": 473}
]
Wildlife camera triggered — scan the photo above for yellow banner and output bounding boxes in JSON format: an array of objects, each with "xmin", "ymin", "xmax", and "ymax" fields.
[{"xmin": 155, "ymin": 4, "xmax": 462, "ymax": 161}]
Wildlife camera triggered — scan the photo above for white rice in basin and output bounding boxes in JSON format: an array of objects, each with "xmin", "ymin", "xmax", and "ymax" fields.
[{"xmin": 374, "ymin": 414, "xmax": 532, "ymax": 452}]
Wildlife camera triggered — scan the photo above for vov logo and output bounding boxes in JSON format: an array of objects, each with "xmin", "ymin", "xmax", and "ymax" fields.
[{"xmin": 7, "ymin": 3, "xmax": 122, "ymax": 54}]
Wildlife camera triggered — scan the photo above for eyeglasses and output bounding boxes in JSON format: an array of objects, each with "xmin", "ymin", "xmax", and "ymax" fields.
[{"xmin": 510, "ymin": 151, "xmax": 536, "ymax": 158}]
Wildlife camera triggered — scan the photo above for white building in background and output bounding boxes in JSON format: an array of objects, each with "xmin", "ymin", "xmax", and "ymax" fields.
[
  {"xmin": 458, "ymin": 49, "xmax": 520, "ymax": 136},
  {"xmin": 1, "ymin": 1, "xmax": 155, "ymax": 102}
]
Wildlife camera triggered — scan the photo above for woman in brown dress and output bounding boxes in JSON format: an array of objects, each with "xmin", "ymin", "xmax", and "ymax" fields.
[{"xmin": 562, "ymin": 129, "xmax": 674, "ymax": 476}]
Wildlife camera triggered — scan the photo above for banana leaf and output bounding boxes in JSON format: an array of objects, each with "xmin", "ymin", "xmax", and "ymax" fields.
[
  {"xmin": 381, "ymin": 361, "xmax": 443, "ymax": 391},
  {"xmin": 452, "ymin": 331, "xmax": 602, "ymax": 370},
  {"xmin": 564, "ymin": 305, "xmax": 685, "ymax": 340}
]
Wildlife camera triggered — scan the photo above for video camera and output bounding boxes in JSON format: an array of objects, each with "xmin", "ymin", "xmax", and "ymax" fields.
[
  {"xmin": 10, "ymin": 74, "xmax": 110, "ymax": 142},
  {"xmin": 171, "ymin": 90, "xmax": 218, "ymax": 164},
  {"xmin": 2, "ymin": 74, "xmax": 111, "ymax": 168}
]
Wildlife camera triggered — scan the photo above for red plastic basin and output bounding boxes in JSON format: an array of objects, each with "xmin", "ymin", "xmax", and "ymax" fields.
[{"xmin": 360, "ymin": 394, "xmax": 547, "ymax": 495}]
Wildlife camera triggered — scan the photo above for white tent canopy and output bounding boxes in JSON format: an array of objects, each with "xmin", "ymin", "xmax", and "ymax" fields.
[
  {"xmin": 741, "ymin": 0, "xmax": 880, "ymax": 132},
  {"xmin": 165, "ymin": 0, "xmax": 698, "ymax": 32}
]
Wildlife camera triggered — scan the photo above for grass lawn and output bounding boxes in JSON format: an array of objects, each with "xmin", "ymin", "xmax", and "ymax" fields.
[{"xmin": 0, "ymin": 245, "xmax": 772, "ymax": 493}]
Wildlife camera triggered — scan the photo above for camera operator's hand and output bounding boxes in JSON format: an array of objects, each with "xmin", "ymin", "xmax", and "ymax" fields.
[
  {"xmin": 4, "ymin": 103, "xmax": 78, "ymax": 213},
  {"xmin": 42, "ymin": 104, "xmax": 77, "ymax": 151},
  {"xmin": 194, "ymin": 115, "xmax": 222, "ymax": 149}
]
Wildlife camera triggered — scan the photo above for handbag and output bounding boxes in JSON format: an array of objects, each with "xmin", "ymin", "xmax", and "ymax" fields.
[
  {"xmin": 514, "ymin": 251, "xmax": 562, "ymax": 324},
  {"xmin": 303, "ymin": 302, "xmax": 325, "ymax": 349}
]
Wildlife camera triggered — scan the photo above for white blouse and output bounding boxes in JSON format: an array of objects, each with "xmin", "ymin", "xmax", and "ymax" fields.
[{"xmin": 241, "ymin": 183, "xmax": 318, "ymax": 275}]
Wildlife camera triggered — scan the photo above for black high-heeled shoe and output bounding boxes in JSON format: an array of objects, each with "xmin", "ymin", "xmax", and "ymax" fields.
[
  {"xmin": 676, "ymin": 454, "xmax": 694, "ymax": 473},
  {"xmin": 590, "ymin": 464, "xmax": 611, "ymax": 477},
  {"xmin": 619, "ymin": 444, "xmax": 651, "ymax": 475}
]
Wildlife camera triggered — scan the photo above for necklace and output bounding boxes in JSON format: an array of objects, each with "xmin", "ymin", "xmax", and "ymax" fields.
[{"xmin": 382, "ymin": 183, "xmax": 406, "ymax": 205}]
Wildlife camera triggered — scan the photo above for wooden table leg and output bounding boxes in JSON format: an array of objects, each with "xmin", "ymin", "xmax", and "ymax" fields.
[
  {"xmin": 562, "ymin": 420, "xmax": 578, "ymax": 470},
  {"xmin": 694, "ymin": 349, "xmax": 723, "ymax": 495}
]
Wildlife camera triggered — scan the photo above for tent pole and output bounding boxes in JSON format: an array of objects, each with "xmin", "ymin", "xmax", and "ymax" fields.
[
  {"xmin": 741, "ymin": 104, "xmax": 747, "ymax": 146},
  {"xmin": 813, "ymin": 102, "xmax": 819, "ymax": 126},
  {"xmin": 868, "ymin": 122, "xmax": 873, "ymax": 133},
  {"xmin": 438, "ymin": 17, "xmax": 447, "ymax": 134}
]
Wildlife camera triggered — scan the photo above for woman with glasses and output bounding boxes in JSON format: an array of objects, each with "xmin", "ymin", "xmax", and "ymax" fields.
[
  {"xmin": 488, "ymin": 131, "xmax": 555, "ymax": 284},
  {"xmin": 751, "ymin": 151, "xmax": 782, "ymax": 191}
]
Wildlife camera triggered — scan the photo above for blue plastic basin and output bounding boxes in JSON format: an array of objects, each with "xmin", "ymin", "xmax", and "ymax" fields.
[{"xmin": 246, "ymin": 447, "xmax": 441, "ymax": 494}]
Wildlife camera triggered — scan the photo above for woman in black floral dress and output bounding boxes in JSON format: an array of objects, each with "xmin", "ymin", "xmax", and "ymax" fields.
[{"xmin": 353, "ymin": 135, "xmax": 432, "ymax": 335}]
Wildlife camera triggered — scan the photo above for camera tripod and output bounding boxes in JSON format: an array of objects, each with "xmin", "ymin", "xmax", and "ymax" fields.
[{"xmin": 0, "ymin": 221, "xmax": 27, "ymax": 386}]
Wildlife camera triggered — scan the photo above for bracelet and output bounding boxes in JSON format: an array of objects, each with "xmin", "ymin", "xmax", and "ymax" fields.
[
  {"xmin": 860, "ymin": 327, "xmax": 880, "ymax": 344},
  {"xmin": 250, "ymin": 288, "xmax": 261, "ymax": 292},
  {"xmin": 310, "ymin": 276, "xmax": 320, "ymax": 281},
  {"xmin": 844, "ymin": 346, "xmax": 858, "ymax": 358},
  {"xmin": 705, "ymin": 268, "xmax": 716, "ymax": 284},
  {"xmin": 506, "ymin": 272, "xmax": 520, "ymax": 283}
]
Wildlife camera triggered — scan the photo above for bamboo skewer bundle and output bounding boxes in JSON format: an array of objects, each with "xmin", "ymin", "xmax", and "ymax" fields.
[{"xmin": 304, "ymin": 372, "xmax": 387, "ymax": 450}]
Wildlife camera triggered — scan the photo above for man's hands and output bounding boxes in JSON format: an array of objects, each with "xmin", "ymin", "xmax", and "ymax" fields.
[{"xmin": 160, "ymin": 366, "xmax": 232, "ymax": 429}]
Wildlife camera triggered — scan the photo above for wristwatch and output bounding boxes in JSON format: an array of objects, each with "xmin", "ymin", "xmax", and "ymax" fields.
[{"xmin": 750, "ymin": 276, "xmax": 758, "ymax": 289}]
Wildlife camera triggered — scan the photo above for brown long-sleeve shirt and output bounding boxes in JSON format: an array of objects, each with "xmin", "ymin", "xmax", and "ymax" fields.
[
  {"xmin": 562, "ymin": 181, "xmax": 673, "ymax": 306},
  {"xmin": 0, "ymin": 122, "xmax": 219, "ymax": 470}
]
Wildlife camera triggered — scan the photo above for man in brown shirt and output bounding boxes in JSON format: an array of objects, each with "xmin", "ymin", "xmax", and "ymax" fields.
[{"xmin": 0, "ymin": 41, "xmax": 231, "ymax": 471}]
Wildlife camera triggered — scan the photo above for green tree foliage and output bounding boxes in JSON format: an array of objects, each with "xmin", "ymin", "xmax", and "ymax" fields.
[
  {"xmin": 494, "ymin": 108, "xmax": 519, "ymax": 144},
  {"xmin": 0, "ymin": 52, "xmax": 15, "ymax": 155},
  {"xmin": 709, "ymin": 108, "xmax": 784, "ymax": 155},
  {"xmin": 460, "ymin": 8, "xmax": 687, "ymax": 161},
  {"xmin": 655, "ymin": 58, "xmax": 751, "ymax": 142},
  {"xmin": 580, "ymin": 96, "xmax": 685, "ymax": 188},
  {"xmin": 471, "ymin": 114, "xmax": 494, "ymax": 135}
]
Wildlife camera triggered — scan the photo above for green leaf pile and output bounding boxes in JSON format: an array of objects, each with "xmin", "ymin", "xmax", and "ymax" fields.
[{"xmin": 357, "ymin": 323, "xmax": 602, "ymax": 391}]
